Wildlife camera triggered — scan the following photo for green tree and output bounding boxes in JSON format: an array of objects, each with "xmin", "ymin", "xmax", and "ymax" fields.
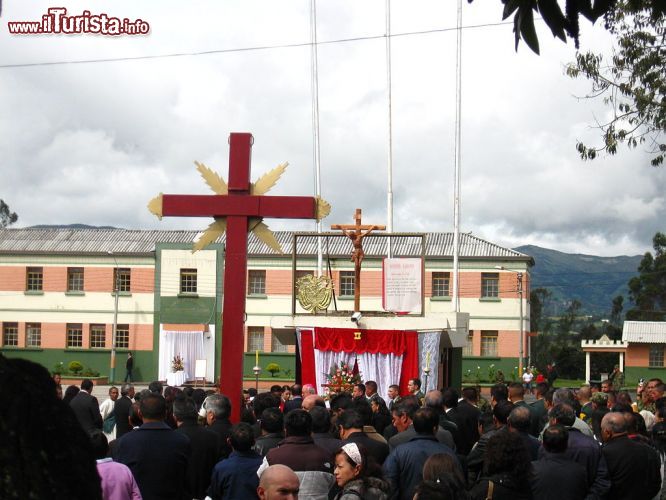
[
  {"xmin": 566, "ymin": 0, "xmax": 665, "ymax": 166},
  {"xmin": 0, "ymin": 199, "xmax": 18, "ymax": 228},
  {"xmin": 610, "ymin": 295, "xmax": 624, "ymax": 327},
  {"xmin": 626, "ymin": 232, "xmax": 666, "ymax": 320}
]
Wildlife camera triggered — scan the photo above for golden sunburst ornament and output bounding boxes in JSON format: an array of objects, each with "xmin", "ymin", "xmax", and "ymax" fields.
[{"xmin": 148, "ymin": 160, "xmax": 330, "ymax": 254}]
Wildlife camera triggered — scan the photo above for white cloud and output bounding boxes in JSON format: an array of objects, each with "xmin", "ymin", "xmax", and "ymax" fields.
[{"xmin": 0, "ymin": 0, "xmax": 663, "ymax": 258}]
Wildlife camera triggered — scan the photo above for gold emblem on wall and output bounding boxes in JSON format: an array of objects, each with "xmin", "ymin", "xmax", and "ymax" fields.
[{"xmin": 296, "ymin": 274, "xmax": 333, "ymax": 313}]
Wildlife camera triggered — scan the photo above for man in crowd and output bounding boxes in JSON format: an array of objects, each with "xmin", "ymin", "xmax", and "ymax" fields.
[
  {"xmin": 508, "ymin": 405, "xmax": 539, "ymax": 460},
  {"xmin": 254, "ymin": 408, "xmax": 284, "ymax": 457},
  {"xmin": 207, "ymin": 423, "xmax": 263, "ymax": 499},
  {"xmin": 352, "ymin": 383, "xmax": 366, "ymax": 399},
  {"xmin": 115, "ymin": 384, "xmax": 135, "ymax": 439},
  {"xmin": 302, "ymin": 394, "xmax": 326, "ymax": 411},
  {"xmin": 601, "ymin": 412, "xmax": 661, "ymax": 500},
  {"xmin": 454, "ymin": 387, "xmax": 481, "ymax": 454},
  {"xmin": 383, "ymin": 407, "xmax": 460, "ymax": 500},
  {"xmin": 259, "ymin": 409, "xmax": 334, "ymax": 497},
  {"xmin": 70, "ymin": 378, "xmax": 103, "ymax": 435},
  {"xmin": 389, "ymin": 397, "xmax": 455, "ymax": 451},
  {"xmin": 467, "ymin": 400, "xmax": 513, "ymax": 478},
  {"xmin": 173, "ymin": 397, "xmax": 218, "ymax": 500},
  {"xmin": 283, "ymin": 384, "xmax": 303, "ymax": 413},
  {"xmin": 425, "ymin": 389, "xmax": 463, "ymax": 452},
  {"xmin": 530, "ymin": 382, "xmax": 549, "ymax": 436},
  {"xmin": 531, "ymin": 425, "xmax": 588, "ymax": 500},
  {"xmin": 387, "ymin": 384, "xmax": 401, "ymax": 411},
  {"xmin": 204, "ymin": 394, "xmax": 233, "ymax": 460},
  {"xmin": 310, "ymin": 406, "xmax": 342, "ymax": 456},
  {"xmin": 365, "ymin": 380, "xmax": 385, "ymax": 406},
  {"xmin": 114, "ymin": 393, "xmax": 191, "ymax": 500},
  {"xmin": 544, "ymin": 403, "xmax": 610, "ymax": 499},
  {"xmin": 407, "ymin": 378, "xmax": 424, "ymax": 400},
  {"xmin": 338, "ymin": 409, "xmax": 389, "ymax": 465},
  {"xmin": 257, "ymin": 465, "xmax": 300, "ymax": 500}
]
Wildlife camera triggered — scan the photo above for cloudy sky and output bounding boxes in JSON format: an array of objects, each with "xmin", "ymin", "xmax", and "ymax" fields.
[{"xmin": 1, "ymin": 1, "xmax": 664, "ymax": 257}]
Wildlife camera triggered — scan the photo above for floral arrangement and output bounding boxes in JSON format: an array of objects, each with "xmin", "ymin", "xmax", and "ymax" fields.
[
  {"xmin": 322, "ymin": 361, "xmax": 362, "ymax": 396},
  {"xmin": 171, "ymin": 354, "xmax": 185, "ymax": 373}
]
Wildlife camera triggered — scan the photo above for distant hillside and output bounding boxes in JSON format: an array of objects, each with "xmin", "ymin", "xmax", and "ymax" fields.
[{"xmin": 514, "ymin": 245, "xmax": 643, "ymax": 316}]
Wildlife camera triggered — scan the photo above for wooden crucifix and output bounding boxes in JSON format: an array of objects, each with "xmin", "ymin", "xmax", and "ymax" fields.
[
  {"xmin": 332, "ymin": 208, "xmax": 385, "ymax": 312},
  {"xmin": 148, "ymin": 132, "xmax": 329, "ymax": 421}
]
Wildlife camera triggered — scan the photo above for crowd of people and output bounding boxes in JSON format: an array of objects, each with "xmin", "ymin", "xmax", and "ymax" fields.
[{"xmin": 2, "ymin": 353, "xmax": 666, "ymax": 500}]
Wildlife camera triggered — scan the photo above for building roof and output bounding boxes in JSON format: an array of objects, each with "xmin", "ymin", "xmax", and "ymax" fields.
[
  {"xmin": 0, "ymin": 228, "xmax": 533, "ymax": 262},
  {"xmin": 622, "ymin": 321, "xmax": 666, "ymax": 344}
]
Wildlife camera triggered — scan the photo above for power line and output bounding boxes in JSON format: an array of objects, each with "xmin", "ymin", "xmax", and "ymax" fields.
[{"xmin": 0, "ymin": 20, "xmax": 513, "ymax": 69}]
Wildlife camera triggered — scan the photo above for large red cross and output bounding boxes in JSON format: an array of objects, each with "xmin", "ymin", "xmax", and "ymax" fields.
[{"xmin": 159, "ymin": 133, "xmax": 321, "ymax": 421}]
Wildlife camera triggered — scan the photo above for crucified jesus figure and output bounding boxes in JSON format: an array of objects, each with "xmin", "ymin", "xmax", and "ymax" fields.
[{"xmin": 332, "ymin": 208, "xmax": 385, "ymax": 311}]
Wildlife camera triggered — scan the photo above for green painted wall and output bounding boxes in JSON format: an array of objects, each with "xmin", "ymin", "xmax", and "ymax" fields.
[
  {"xmin": 624, "ymin": 366, "xmax": 666, "ymax": 386},
  {"xmin": 243, "ymin": 352, "xmax": 295, "ymax": 379},
  {"xmin": 462, "ymin": 357, "xmax": 521, "ymax": 383},
  {"xmin": 0, "ymin": 348, "xmax": 155, "ymax": 383}
]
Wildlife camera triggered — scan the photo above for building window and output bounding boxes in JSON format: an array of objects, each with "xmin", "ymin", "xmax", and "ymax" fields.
[
  {"xmin": 649, "ymin": 345, "xmax": 664, "ymax": 368},
  {"xmin": 113, "ymin": 268, "xmax": 131, "ymax": 293},
  {"xmin": 115, "ymin": 325, "xmax": 129, "ymax": 349},
  {"xmin": 26, "ymin": 267, "xmax": 43, "ymax": 291},
  {"xmin": 432, "ymin": 272, "xmax": 450, "ymax": 297},
  {"xmin": 90, "ymin": 324, "xmax": 106, "ymax": 348},
  {"xmin": 67, "ymin": 267, "xmax": 84, "ymax": 292},
  {"xmin": 248, "ymin": 270, "xmax": 266, "ymax": 295},
  {"xmin": 247, "ymin": 327, "xmax": 264, "ymax": 352},
  {"xmin": 480, "ymin": 330, "xmax": 498, "ymax": 357},
  {"xmin": 67, "ymin": 324, "xmax": 83, "ymax": 348},
  {"xmin": 2, "ymin": 322, "xmax": 18, "ymax": 347},
  {"xmin": 271, "ymin": 332, "xmax": 289, "ymax": 353},
  {"xmin": 481, "ymin": 273, "xmax": 500, "ymax": 298},
  {"xmin": 26, "ymin": 323, "xmax": 41, "ymax": 347},
  {"xmin": 180, "ymin": 268, "xmax": 198, "ymax": 294},
  {"xmin": 463, "ymin": 333, "xmax": 474, "ymax": 356},
  {"xmin": 340, "ymin": 271, "xmax": 355, "ymax": 297}
]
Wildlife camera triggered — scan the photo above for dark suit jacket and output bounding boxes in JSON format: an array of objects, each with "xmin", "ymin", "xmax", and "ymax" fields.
[
  {"xmin": 389, "ymin": 424, "xmax": 455, "ymax": 451},
  {"xmin": 448, "ymin": 401, "xmax": 480, "ymax": 455},
  {"xmin": 69, "ymin": 390, "xmax": 103, "ymax": 434},
  {"xmin": 114, "ymin": 421, "xmax": 191, "ymax": 500},
  {"xmin": 175, "ymin": 421, "xmax": 219, "ymax": 500},
  {"xmin": 114, "ymin": 395, "xmax": 133, "ymax": 439},
  {"xmin": 344, "ymin": 431, "xmax": 390, "ymax": 465},
  {"xmin": 283, "ymin": 397, "xmax": 303, "ymax": 414},
  {"xmin": 531, "ymin": 453, "xmax": 588, "ymax": 500},
  {"xmin": 529, "ymin": 398, "xmax": 548, "ymax": 437},
  {"xmin": 603, "ymin": 435, "xmax": 661, "ymax": 500},
  {"xmin": 208, "ymin": 418, "xmax": 233, "ymax": 461}
]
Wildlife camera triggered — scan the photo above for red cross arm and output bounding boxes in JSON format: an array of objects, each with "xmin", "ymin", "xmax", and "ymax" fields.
[{"xmin": 161, "ymin": 194, "xmax": 318, "ymax": 219}]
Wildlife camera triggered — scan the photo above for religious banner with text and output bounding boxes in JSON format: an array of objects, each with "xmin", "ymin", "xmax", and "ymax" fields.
[{"xmin": 382, "ymin": 257, "xmax": 422, "ymax": 313}]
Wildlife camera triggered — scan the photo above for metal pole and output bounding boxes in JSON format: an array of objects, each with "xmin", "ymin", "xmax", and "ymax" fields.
[
  {"xmin": 518, "ymin": 272, "xmax": 524, "ymax": 376},
  {"xmin": 108, "ymin": 251, "xmax": 119, "ymax": 384},
  {"xmin": 451, "ymin": 0, "xmax": 463, "ymax": 313},
  {"xmin": 386, "ymin": 0, "xmax": 394, "ymax": 258}
]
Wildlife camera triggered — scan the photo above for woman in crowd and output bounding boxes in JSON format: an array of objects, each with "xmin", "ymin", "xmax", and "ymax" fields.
[
  {"xmin": 468, "ymin": 431, "xmax": 532, "ymax": 500},
  {"xmin": 63, "ymin": 384, "xmax": 81, "ymax": 405},
  {"xmin": 99, "ymin": 386, "xmax": 119, "ymax": 441},
  {"xmin": 370, "ymin": 397, "xmax": 392, "ymax": 435},
  {"xmin": 421, "ymin": 453, "xmax": 470, "ymax": 499},
  {"xmin": 333, "ymin": 442, "xmax": 389, "ymax": 500}
]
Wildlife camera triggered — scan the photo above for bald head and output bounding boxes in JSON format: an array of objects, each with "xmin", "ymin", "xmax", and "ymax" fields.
[
  {"xmin": 302, "ymin": 394, "xmax": 325, "ymax": 411},
  {"xmin": 601, "ymin": 412, "xmax": 628, "ymax": 442},
  {"xmin": 258, "ymin": 464, "xmax": 299, "ymax": 500}
]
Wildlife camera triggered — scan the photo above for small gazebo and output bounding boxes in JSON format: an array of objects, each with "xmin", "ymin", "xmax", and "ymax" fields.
[{"xmin": 580, "ymin": 334, "xmax": 628, "ymax": 383}]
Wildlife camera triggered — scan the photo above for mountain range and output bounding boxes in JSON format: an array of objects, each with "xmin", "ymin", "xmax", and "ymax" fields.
[{"xmin": 514, "ymin": 245, "xmax": 643, "ymax": 316}]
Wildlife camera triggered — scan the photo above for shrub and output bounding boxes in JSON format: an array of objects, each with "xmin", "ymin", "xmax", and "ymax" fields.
[
  {"xmin": 68, "ymin": 361, "xmax": 84, "ymax": 374},
  {"xmin": 53, "ymin": 362, "xmax": 65, "ymax": 375},
  {"xmin": 266, "ymin": 363, "xmax": 281, "ymax": 377}
]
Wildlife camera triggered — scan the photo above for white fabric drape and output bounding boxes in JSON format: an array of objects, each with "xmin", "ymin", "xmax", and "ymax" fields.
[
  {"xmin": 314, "ymin": 349, "xmax": 356, "ymax": 396},
  {"xmin": 356, "ymin": 352, "xmax": 402, "ymax": 402},
  {"xmin": 419, "ymin": 331, "xmax": 441, "ymax": 393},
  {"xmin": 313, "ymin": 348, "xmax": 402, "ymax": 399},
  {"xmin": 158, "ymin": 329, "xmax": 205, "ymax": 382}
]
